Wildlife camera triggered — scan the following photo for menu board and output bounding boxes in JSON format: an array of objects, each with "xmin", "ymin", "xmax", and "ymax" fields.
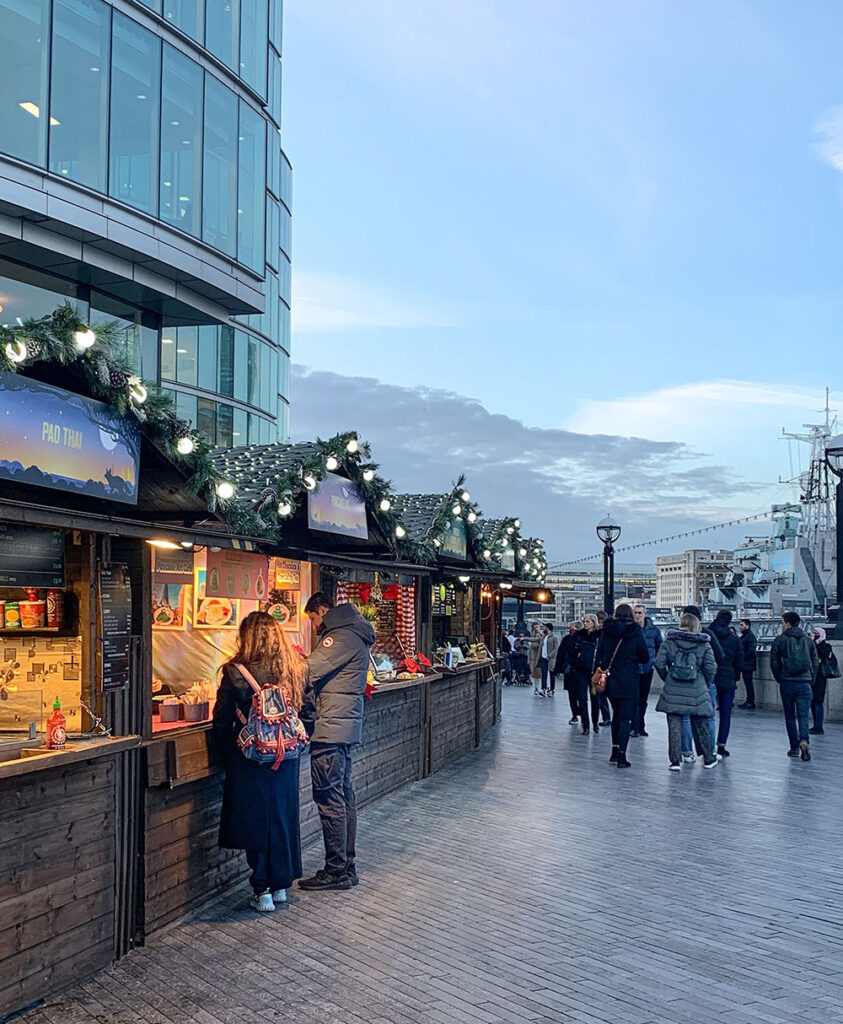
[
  {"xmin": 98, "ymin": 563, "xmax": 132, "ymax": 691},
  {"xmin": 432, "ymin": 583, "xmax": 456, "ymax": 617},
  {"xmin": 206, "ymin": 549, "xmax": 269, "ymax": 601},
  {"xmin": 0, "ymin": 523, "xmax": 65, "ymax": 588},
  {"xmin": 375, "ymin": 599, "xmax": 397, "ymax": 635}
]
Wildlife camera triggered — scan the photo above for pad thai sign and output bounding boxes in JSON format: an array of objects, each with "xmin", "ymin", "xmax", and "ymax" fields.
[
  {"xmin": 308, "ymin": 472, "xmax": 368, "ymax": 540},
  {"xmin": 0, "ymin": 371, "xmax": 140, "ymax": 505}
]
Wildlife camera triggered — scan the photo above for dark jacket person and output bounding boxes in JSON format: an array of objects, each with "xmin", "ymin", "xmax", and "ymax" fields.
[
  {"xmin": 595, "ymin": 604, "xmax": 649, "ymax": 767},
  {"xmin": 299, "ymin": 593, "xmax": 375, "ymax": 891},
  {"xmin": 770, "ymin": 611, "xmax": 819, "ymax": 760},
  {"xmin": 707, "ymin": 610, "xmax": 743, "ymax": 756},
  {"xmin": 213, "ymin": 611, "xmax": 307, "ymax": 913}
]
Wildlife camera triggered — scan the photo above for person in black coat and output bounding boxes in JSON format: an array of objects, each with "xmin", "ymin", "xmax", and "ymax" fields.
[
  {"xmin": 810, "ymin": 627, "xmax": 838, "ymax": 734},
  {"xmin": 213, "ymin": 611, "xmax": 308, "ymax": 913},
  {"xmin": 595, "ymin": 604, "xmax": 649, "ymax": 767},
  {"xmin": 708, "ymin": 610, "xmax": 743, "ymax": 757},
  {"xmin": 738, "ymin": 618, "xmax": 758, "ymax": 709},
  {"xmin": 554, "ymin": 622, "xmax": 579, "ymax": 722}
]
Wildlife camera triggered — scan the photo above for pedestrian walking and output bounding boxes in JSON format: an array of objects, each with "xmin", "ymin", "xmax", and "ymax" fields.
[
  {"xmin": 770, "ymin": 611, "xmax": 818, "ymax": 761},
  {"xmin": 528, "ymin": 622, "xmax": 543, "ymax": 695},
  {"xmin": 571, "ymin": 614, "xmax": 600, "ymax": 733},
  {"xmin": 555, "ymin": 621, "xmax": 580, "ymax": 721},
  {"xmin": 594, "ymin": 604, "xmax": 649, "ymax": 767},
  {"xmin": 512, "ymin": 631, "xmax": 530, "ymax": 684},
  {"xmin": 738, "ymin": 618, "xmax": 758, "ymax": 709},
  {"xmin": 707, "ymin": 610, "xmax": 743, "ymax": 758},
  {"xmin": 538, "ymin": 622, "xmax": 559, "ymax": 696},
  {"xmin": 810, "ymin": 627, "xmax": 839, "ymax": 734},
  {"xmin": 500, "ymin": 628, "xmax": 513, "ymax": 685},
  {"xmin": 632, "ymin": 605, "xmax": 661, "ymax": 737},
  {"xmin": 680, "ymin": 604, "xmax": 724, "ymax": 759},
  {"xmin": 654, "ymin": 611, "xmax": 718, "ymax": 771},
  {"xmin": 299, "ymin": 592, "xmax": 375, "ymax": 890},
  {"xmin": 213, "ymin": 611, "xmax": 308, "ymax": 912},
  {"xmin": 595, "ymin": 610, "xmax": 612, "ymax": 726}
]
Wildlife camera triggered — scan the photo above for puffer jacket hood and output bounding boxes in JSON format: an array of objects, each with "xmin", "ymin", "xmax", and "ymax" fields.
[
  {"xmin": 665, "ymin": 628, "xmax": 710, "ymax": 646},
  {"xmin": 654, "ymin": 630, "xmax": 716, "ymax": 716},
  {"xmin": 321, "ymin": 602, "xmax": 376, "ymax": 645}
]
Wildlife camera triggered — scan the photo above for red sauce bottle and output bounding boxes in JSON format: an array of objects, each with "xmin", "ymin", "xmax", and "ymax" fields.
[{"xmin": 46, "ymin": 697, "xmax": 66, "ymax": 750}]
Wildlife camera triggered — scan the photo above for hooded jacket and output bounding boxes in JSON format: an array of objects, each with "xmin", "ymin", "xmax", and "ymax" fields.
[
  {"xmin": 595, "ymin": 615, "xmax": 649, "ymax": 701},
  {"xmin": 639, "ymin": 618, "xmax": 662, "ymax": 674},
  {"xmin": 707, "ymin": 618, "xmax": 743, "ymax": 692},
  {"xmin": 770, "ymin": 626, "xmax": 818, "ymax": 682},
  {"xmin": 302, "ymin": 603, "xmax": 376, "ymax": 745},
  {"xmin": 654, "ymin": 630, "xmax": 716, "ymax": 717}
]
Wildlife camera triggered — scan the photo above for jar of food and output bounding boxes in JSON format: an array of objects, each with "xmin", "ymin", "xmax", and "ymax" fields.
[
  {"xmin": 20, "ymin": 601, "xmax": 46, "ymax": 629},
  {"xmin": 4, "ymin": 602, "xmax": 21, "ymax": 630}
]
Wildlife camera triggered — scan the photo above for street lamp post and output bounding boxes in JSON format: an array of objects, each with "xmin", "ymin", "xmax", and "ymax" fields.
[
  {"xmin": 596, "ymin": 514, "xmax": 622, "ymax": 616},
  {"xmin": 825, "ymin": 435, "xmax": 843, "ymax": 633}
]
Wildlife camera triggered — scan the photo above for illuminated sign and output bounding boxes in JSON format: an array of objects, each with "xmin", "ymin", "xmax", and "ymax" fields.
[
  {"xmin": 0, "ymin": 372, "xmax": 140, "ymax": 505},
  {"xmin": 308, "ymin": 472, "xmax": 368, "ymax": 540},
  {"xmin": 441, "ymin": 519, "xmax": 468, "ymax": 561}
]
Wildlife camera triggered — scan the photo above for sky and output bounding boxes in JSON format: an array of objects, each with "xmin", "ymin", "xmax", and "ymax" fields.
[{"xmin": 282, "ymin": 0, "xmax": 843, "ymax": 562}]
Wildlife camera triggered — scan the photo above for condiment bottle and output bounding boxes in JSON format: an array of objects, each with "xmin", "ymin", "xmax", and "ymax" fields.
[
  {"xmin": 46, "ymin": 697, "xmax": 66, "ymax": 750},
  {"xmin": 46, "ymin": 589, "xmax": 64, "ymax": 629}
]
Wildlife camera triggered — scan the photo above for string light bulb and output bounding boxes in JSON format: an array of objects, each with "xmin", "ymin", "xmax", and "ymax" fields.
[
  {"xmin": 176, "ymin": 436, "xmax": 195, "ymax": 455},
  {"xmin": 461, "ymin": 490, "xmax": 470, "ymax": 502},
  {"xmin": 380, "ymin": 498, "xmax": 391, "ymax": 511},
  {"xmin": 452, "ymin": 503, "xmax": 462, "ymax": 515},
  {"xmin": 127, "ymin": 375, "xmax": 147, "ymax": 404},
  {"xmin": 5, "ymin": 339, "xmax": 26, "ymax": 363},
  {"xmin": 363, "ymin": 469, "xmax": 375, "ymax": 482},
  {"xmin": 73, "ymin": 327, "xmax": 96, "ymax": 352},
  {"xmin": 216, "ymin": 481, "xmax": 235, "ymax": 500},
  {"xmin": 467, "ymin": 511, "xmax": 477, "ymax": 523},
  {"xmin": 395, "ymin": 525, "xmax": 406, "ymax": 539},
  {"xmin": 278, "ymin": 501, "xmax": 292, "ymax": 517},
  {"xmin": 304, "ymin": 474, "xmax": 317, "ymax": 490},
  {"xmin": 325, "ymin": 455, "xmax": 339, "ymax": 471},
  {"xmin": 506, "ymin": 526, "xmax": 515, "ymax": 534},
  {"xmin": 346, "ymin": 438, "xmax": 359, "ymax": 454},
  {"xmin": 519, "ymin": 548, "xmax": 527, "ymax": 557},
  {"xmin": 483, "ymin": 549, "xmax": 491, "ymax": 559}
]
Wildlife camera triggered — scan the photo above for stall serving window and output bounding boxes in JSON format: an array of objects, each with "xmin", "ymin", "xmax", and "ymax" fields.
[{"xmin": 150, "ymin": 546, "xmax": 314, "ymax": 731}]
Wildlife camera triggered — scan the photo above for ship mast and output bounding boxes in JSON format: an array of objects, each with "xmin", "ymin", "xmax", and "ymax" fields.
[{"xmin": 780, "ymin": 387, "xmax": 836, "ymax": 542}]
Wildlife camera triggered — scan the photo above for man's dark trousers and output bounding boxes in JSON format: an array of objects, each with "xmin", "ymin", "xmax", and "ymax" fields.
[
  {"xmin": 742, "ymin": 669, "xmax": 755, "ymax": 704},
  {"xmin": 634, "ymin": 669, "xmax": 654, "ymax": 732},
  {"xmin": 779, "ymin": 680, "xmax": 812, "ymax": 750},
  {"xmin": 310, "ymin": 742, "xmax": 356, "ymax": 877}
]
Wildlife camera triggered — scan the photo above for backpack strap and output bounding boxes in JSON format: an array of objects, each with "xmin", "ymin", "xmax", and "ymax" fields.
[{"xmin": 235, "ymin": 663, "xmax": 262, "ymax": 695}]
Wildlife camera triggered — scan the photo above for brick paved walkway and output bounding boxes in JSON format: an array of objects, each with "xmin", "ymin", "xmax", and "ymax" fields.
[{"xmin": 23, "ymin": 688, "xmax": 843, "ymax": 1024}]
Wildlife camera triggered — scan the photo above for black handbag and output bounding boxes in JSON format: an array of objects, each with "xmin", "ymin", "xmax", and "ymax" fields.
[{"xmin": 821, "ymin": 652, "xmax": 840, "ymax": 679}]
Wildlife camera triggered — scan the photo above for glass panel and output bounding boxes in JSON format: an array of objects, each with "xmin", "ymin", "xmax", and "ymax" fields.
[
  {"xmin": 161, "ymin": 330, "xmax": 176, "ymax": 380},
  {"xmin": 164, "ymin": 0, "xmax": 204, "ymax": 41},
  {"xmin": 248, "ymin": 413, "xmax": 260, "ymax": 444},
  {"xmin": 217, "ymin": 403, "xmax": 233, "ymax": 447},
  {"xmin": 276, "ymin": 399, "xmax": 289, "ymax": 442},
  {"xmin": 0, "ymin": 0, "xmax": 49, "ymax": 166},
  {"xmin": 109, "ymin": 13, "xmax": 160, "ymax": 214},
  {"xmin": 247, "ymin": 336, "xmax": 260, "ymax": 406},
  {"xmin": 176, "ymin": 325, "xmax": 198, "ymax": 385},
  {"xmin": 0, "ymin": 258, "xmax": 84, "ymax": 322},
  {"xmin": 218, "ymin": 325, "xmax": 234, "ymax": 396},
  {"xmin": 205, "ymin": 0, "xmax": 239, "ymax": 71},
  {"xmin": 260, "ymin": 343, "xmax": 273, "ymax": 412},
  {"xmin": 278, "ymin": 255, "xmax": 291, "ymax": 307},
  {"xmin": 50, "ymin": 0, "xmax": 110, "ymax": 190},
  {"xmin": 240, "ymin": 0, "xmax": 268, "ymax": 95},
  {"xmin": 198, "ymin": 325, "xmax": 219, "ymax": 392},
  {"xmin": 278, "ymin": 349, "xmax": 290, "ymax": 400},
  {"xmin": 161, "ymin": 46, "xmax": 203, "ymax": 237},
  {"xmin": 175, "ymin": 390, "xmax": 197, "ymax": 427},
  {"xmin": 279, "ymin": 204, "xmax": 291, "ymax": 259},
  {"xmin": 267, "ymin": 50, "xmax": 282, "ymax": 125},
  {"xmin": 278, "ymin": 305, "xmax": 290, "ymax": 355},
  {"xmin": 91, "ymin": 292, "xmax": 158, "ymax": 380},
  {"xmin": 196, "ymin": 397, "xmax": 216, "ymax": 445},
  {"xmin": 267, "ymin": 128, "xmax": 280, "ymax": 198},
  {"xmin": 232, "ymin": 407, "xmax": 247, "ymax": 445},
  {"xmin": 279, "ymin": 151, "xmax": 292, "ymax": 208},
  {"xmin": 137, "ymin": 0, "xmax": 162, "ymax": 12},
  {"xmin": 266, "ymin": 196, "xmax": 280, "ymax": 271},
  {"xmin": 233, "ymin": 330, "xmax": 249, "ymax": 401},
  {"xmin": 269, "ymin": 0, "xmax": 282, "ymax": 53},
  {"xmin": 259, "ymin": 270, "xmax": 278, "ymax": 343},
  {"xmin": 237, "ymin": 101, "xmax": 266, "ymax": 271},
  {"xmin": 203, "ymin": 76, "xmax": 238, "ymax": 257}
]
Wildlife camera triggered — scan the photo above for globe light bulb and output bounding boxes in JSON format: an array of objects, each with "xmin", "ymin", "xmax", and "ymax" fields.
[
  {"xmin": 73, "ymin": 328, "xmax": 96, "ymax": 352},
  {"xmin": 506, "ymin": 526, "xmax": 514, "ymax": 534},
  {"xmin": 176, "ymin": 436, "xmax": 195, "ymax": 455},
  {"xmin": 461, "ymin": 491, "xmax": 470, "ymax": 502},
  {"xmin": 5, "ymin": 340, "xmax": 26, "ymax": 363},
  {"xmin": 452, "ymin": 503, "xmax": 462, "ymax": 515},
  {"xmin": 216, "ymin": 481, "xmax": 235, "ymax": 500},
  {"xmin": 380, "ymin": 499, "xmax": 391, "ymax": 511},
  {"xmin": 363, "ymin": 469, "xmax": 375, "ymax": 482},
  {"xmin": 467, "ymin": 511, "xmax": 477, "ymax": 523},
  {"xmin": 325, "ymin": 455, "xmax": 339, "ymax": 471},
  {"xmin": 278, "ymin": 501, "xmax": 292, "ymax": 517},
  {"xmin": 346, "ymin": 438, "xmax": 359, "ymax": 454},
  {"xmin": 483, "ymin": 549, "xmax": 491, "ymax": 559},
  {"xmin": 519, "ymin": 548, "xmax": 527, "ymax": 557},
  {"xmin": 395, "ymin": 525, "xmax": 406, "ymax": 539},
  {"xmin": 304, "ymin": 474, "xmax": 317, "ymax": 490},
  {"xmin": 514, "ymin": 519, "xmax": 521, "ymax": 528}
]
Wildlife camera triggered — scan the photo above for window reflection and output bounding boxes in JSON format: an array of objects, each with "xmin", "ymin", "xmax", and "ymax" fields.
[
  {"xmin": 197, "ymin": 397, "xmax": 216, "ymax": 445},
  {"xmin": 161, "ymin": 45, "xmax": 203, "ymax": 237},
  {"xmin": 176, "ymin": 326, "xmax": 198, "ymax": 385},
  {"xmin": 91, "ymin": 292, "xmax": 158, "ymax": 380},
  {"xmin": 237, "ymin": 101, "xmax": 266, "ymax": 272},
  {"xmin": 239, "ymin": 0, "xmax": 267, "ymax": 96},
  {"xmin": 161, "ymin": 330, "xmax": 176, "ymax": 380},
  {"xmin": 163, "ymin": 0, "xmax": 203, "ymax": 41},
  {"xmin": 0, "ymin": 0, "xmax": 50, "ymax": 167},
  {"xmin": 50, "ymin": 0, "xmax": 110, "ymax": 190},
  {"xmin": 0, "ymin": 258, "xmax": 84, "ymax": 323},
  {"xmin": 198, "ymin": 325, "xmax": 219, "ymax": 392},
  {"xmin": 205, "ymin": 0, "xmax": 239, "ymax": 72},
  {"xmin": 110, "ymin": 13, "xmax": 160, "ymax": 214},
  {"xmin": 203, "ymin": 76, "xmax": 238, "ymax": 257}
]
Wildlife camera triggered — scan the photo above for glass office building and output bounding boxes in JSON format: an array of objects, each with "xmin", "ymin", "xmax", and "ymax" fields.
[{"xmin": 0, "ymin": 0, "xmax": 291, "ymax": 444}]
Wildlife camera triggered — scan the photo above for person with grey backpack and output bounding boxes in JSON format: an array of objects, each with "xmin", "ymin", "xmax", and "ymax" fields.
[
  {"xmin": 770, "ymin": 611, "xmax": 819, "ymax": 761},
  {"xmin": 654, "ymin": 611, "xmax": 718, "ymax": 771}
]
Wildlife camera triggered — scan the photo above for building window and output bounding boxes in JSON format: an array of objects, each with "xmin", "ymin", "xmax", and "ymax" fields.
[
  {"xmin": 109, "ymin": 13, "xmax": 161, "ymax": 214},
  {"xmin": 176, "ymin": 326, "xmax": 199, "ymax": 385},
  {"xmin": 161, "ymin": 330, "xmax": 176, "ymax": 380},
  {"xmin": 160, "ymin": 45, "xmax": 203, "ymax": 237},
  {"xmin": 175, "ymin": 390, "xmax": 197, "ymax": 426},
  {"xmin": 232, "ymin": 407, "xmax": 247, "ymax": 445},
  {"xmin": 196, "ymin": 397, "xmax": 217, "ymax": 445},
  {"xmin": 233, "ymin": 329, "xmax": 249, "ymax": 401},
  {"xmin": 0, "ymin": 0, "xmax": 50, "ymax": 167},
  {"xmin": 50, "ymin": 0, "xmax": 111, "ymax": 191},
  {"xmin": 163, "ymin": 0, "xmax": 203, "ymax": 42},
  {"xmin": 218, "ymin": 325, "xmax": 234, "ymax": 396},
  {"xmin": 205, "ymin": 0, "xmax": 239, "ymax": 72},
  {"xmin": 91, "ymin": 292, "xmax": 158, "ymax": 381},
  {"xmin": 198, "ymin": 325, "xmax": 219, "ymax": 392},
  {"xmin": 239, "ymin": 0, "xmax": 268, "ymax": 96},
  {"xmin": 202, "ymin": 76, "xmax": 239, "ymax": 257},
  {"xmin": 237, "ymin": 100, "xmax": 266, "ymax": 272},
  {"xmin": 217, "ymin": 403, "xmax": 233, "ymax": 447}
]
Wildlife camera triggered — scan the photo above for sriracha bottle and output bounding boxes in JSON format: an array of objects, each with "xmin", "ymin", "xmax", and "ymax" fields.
[{"xmin": 46, "ymin": 697, "xmax": 66, "ymax": 750}]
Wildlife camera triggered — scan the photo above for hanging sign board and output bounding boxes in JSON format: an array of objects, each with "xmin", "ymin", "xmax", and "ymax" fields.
[
  {"xmin": 274, "ymin": 558, "xmax": 301, "ymax": 590},
  {"xmin": 500, "ymin": 548, "xmax": 516, "ymax": 573},
  {"xmin": 98, "ymin": 563, "xmax": 132, "ymax": 691},
  {"xmin": 308, "ymin": 473, "xmax": 369, "ymax": 540},
  {"xmin": 152, "ymin": 547, "xmax": 194, "ymax": 580},
  {"xmin": 0, "ymin": 371, "xmax": 141, "ymax": 505},
  {"xmin": 0, "ymin": 523, "xmax": 65, "ymax": 587},
  {"xmin": 206, "ymin": 548, "xmax": 269, "ymax": 601},
  {"xmin": 440, "ymin": 519, "xmax": 468, "ymax": 561}
]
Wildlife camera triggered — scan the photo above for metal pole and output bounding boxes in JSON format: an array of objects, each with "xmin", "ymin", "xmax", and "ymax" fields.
[
  {"xmin": 608, "ymin": 543, "xmax": 615, "ymax": 616},
  {"xmin": 603, "ymin": 541, "xmax": 610, "ymax": 615},
  {"xmin": 837, "ymin": 479, "xmax": 843, "ymax": 610}
]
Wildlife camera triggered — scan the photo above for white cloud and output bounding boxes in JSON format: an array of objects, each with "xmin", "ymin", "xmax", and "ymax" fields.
[
  {"xmin": 291, "ymin": 271, "xmax": 458, "ymax": 333},
  {"xmin": 815, "ymin": 106, "xmax": 843, "ymax": 173}
]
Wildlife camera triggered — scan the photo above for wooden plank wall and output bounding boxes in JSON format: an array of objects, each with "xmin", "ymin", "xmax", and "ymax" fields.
[
  {"xmin": 428, "ymin": 673, "xmax": 478, "ymax": 775},
  {"xmin": 0, "ymin": 757, "xmax": 118, "ymax": 1017},
  {"xmin": 477, "ymin": 672, "xmax": 496, "ymax": 742}
]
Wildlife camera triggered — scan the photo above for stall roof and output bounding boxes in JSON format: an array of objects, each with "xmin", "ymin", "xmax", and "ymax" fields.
[{"xmin": 390, "ymin": 493, "xmax": 450, "ymax": 545}]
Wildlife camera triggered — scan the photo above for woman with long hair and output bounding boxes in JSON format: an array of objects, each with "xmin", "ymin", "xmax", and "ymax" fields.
[{"xmin": 213, "ymin": 610, "xmax": 307, "ymax": 912}]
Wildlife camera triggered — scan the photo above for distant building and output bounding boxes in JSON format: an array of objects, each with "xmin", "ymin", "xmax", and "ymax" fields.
[
  {"xmin": 544, "ymin": 562, "xmax": 657, "ymax": 625},
  {"xmin": 656, "ymin": 549, "xmax": 734, "ymax": 612}
]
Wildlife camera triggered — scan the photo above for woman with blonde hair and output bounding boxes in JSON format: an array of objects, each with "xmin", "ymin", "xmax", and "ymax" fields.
[
  {"xmin": 213, "ymin": 611, "xmax": 308, "ymax": 911},
  {"xmin": 654, "ymin": 612, "xmax": 717, "ymax": 771}
]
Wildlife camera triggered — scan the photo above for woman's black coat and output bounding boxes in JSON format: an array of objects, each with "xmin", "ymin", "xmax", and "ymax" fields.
[
  {"xmin": 212, "ymin": 660, "xmax": 301, "ymax": 852},
  {"xmin": 595, "ymin": 617, "xmax": 649, "ymax": 700}
]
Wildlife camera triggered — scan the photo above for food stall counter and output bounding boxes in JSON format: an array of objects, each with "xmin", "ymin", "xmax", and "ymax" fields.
[{"xmin": 0, "ymin": 733, "xmax": 141, "ymax": 780}]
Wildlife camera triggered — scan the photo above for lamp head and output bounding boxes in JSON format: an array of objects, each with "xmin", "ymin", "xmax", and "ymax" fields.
[
  {"xmin": 596, "ymin": 514, "xmax": 621, "ymax": 545},
  {"xmin": 827, "ymin": 434, "xmax": 843, "ymax": 476}
]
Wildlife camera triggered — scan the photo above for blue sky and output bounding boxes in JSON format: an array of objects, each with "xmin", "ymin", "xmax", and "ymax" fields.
[{"xmin": 283, "ymin": 0, "xmax": 843, "ymax": 560}]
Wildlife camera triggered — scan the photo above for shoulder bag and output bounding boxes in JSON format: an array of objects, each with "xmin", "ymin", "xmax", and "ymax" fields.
[{"xmin": 591, "ymin": 639, "xmax": 622, "ymax": 695}]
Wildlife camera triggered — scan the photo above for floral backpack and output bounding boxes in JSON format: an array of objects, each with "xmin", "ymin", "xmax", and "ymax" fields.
[{"xmin": 235, "ymin": 663, "xmax": 308, "ymax": 769}]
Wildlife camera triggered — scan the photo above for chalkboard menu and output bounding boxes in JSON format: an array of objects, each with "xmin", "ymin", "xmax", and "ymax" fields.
[
  {"xmin": 98, "ymin": 563, "xmax": 132, "ymax": 691},
  {"xmin": 0, "ymin": 523, "xmax": 65, "ymax": 588}
]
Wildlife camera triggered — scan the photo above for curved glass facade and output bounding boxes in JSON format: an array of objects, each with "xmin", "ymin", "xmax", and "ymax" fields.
[{"xmin": 0, "ymin": 0, "xmax": 291, "ymax": 446}]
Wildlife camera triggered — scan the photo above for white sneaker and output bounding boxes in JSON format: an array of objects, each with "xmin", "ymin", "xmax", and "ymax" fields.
[
  {"xmin": 668, "ymin": 763, "xmax": 681, "ymax": 772},
  {"xmin": 715, "ymin": 753, "xmax": 723, "ymax": 761},
  {"xmin": 682, "ymin": 754, "xmax": 696, "ymax": 764},
  {"xmin": 533, "ymin": 688, "xmax": 540, "ymax": 695},
  {"xmin": 250, "ymin": 890, "xmax": 275, "ymax": 912},
  {"xmin": 272, "ymin": 888, "xmax": 287, "ymax": 903},
  {"xmin": 703, "ymin": 759, "xmax": 718, "ymax": 770}
]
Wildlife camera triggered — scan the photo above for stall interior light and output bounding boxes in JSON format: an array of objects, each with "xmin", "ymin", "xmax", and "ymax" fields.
[
  {"xmin": 147, "ymin": 539, "xmax": 180, "ymax": 550},
  {"xmin": 458, "ymin": 575, "xmax": 471, "ymax": 583},
  {"xmin": 180, "ymin": 541, "xmax": 194, "ymax": 550}
]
